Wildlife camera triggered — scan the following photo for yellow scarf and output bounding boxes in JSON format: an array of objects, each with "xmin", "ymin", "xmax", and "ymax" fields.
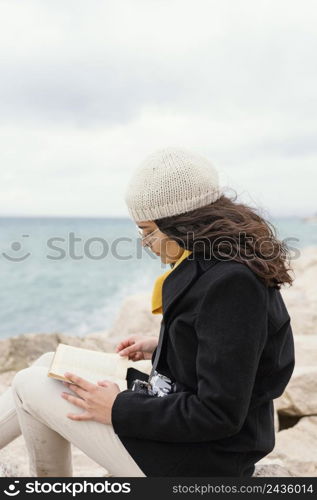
[{"xmin": 151, "ymin": 249, "xmax": 192, "ymax": 314}]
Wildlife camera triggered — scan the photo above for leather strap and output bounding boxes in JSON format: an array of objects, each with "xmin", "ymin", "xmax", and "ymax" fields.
[
  {"xmin": 148, "ymin": 318, "xmax": 189, "ymax": 393},
  {"xmin": 148, "ymin": 317, "xmax": 165, "ymax": 381}
]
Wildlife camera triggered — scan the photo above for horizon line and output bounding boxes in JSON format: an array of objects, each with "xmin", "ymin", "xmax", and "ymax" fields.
[{"xmin": 0, "ymin": 213, "xmax": 313, "ymax": 219}]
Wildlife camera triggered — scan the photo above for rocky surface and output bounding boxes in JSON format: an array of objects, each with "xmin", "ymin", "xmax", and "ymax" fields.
[
  {"xmin": 0, "ymin": 246, "xmax": 316, "ymax": 477},
  {"xmin": 281, "ymin": 245, "xmax": 317, "ymax": 336}
]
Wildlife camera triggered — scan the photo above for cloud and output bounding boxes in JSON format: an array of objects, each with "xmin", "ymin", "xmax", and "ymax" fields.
[{"xmin": 0, "ymin": 0, "xmax": 316, "ymax": 216}]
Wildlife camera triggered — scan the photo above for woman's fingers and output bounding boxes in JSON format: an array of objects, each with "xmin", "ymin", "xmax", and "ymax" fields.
[
  {"xmin": 61, "ymin": 392, "xmax": 87, "ymax": 409},
  {"xmin": 67, "ymin": 411, "xmax": 92, "ymax": 421},
  {"xmin": 115, "ymin": 337, "xmax": 136, "ymax": 352},
  {"xmin": 115, "ymin": 342, "xmax": 124, "ymax": 352},
  {"xmin": 117, "ymin": 343, "xmax": 141, "ymax": 357},
  {"xmin": 131, "ymin": 352, "xmax": 143, "ymax": 361},
  {"xmin": 128, "ymin": 353, "xmax": 137, "ymax": 361},
  {"xmin": 63, "ymin": 372, "xmax": 95, "ymax": 392},
  {"xmin": 65, "ymin": 383, "xmax": 86, "ymax": 399}
]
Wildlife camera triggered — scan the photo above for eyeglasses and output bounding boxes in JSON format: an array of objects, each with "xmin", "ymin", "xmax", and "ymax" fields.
[{"xmin": 136, "ymin": 227, "xmax": 160, "ymax": 246}]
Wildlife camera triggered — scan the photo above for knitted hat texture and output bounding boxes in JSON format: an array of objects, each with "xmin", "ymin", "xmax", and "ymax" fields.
[{"xmin": 124, "ymin": 147, "xmax": 221, "ymax": 222}]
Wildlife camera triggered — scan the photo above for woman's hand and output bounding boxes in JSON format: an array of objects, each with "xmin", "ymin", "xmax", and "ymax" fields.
[
  {"xmin": 115, "ymin": 334, "xmax": 158, "ymax": 360},
  {"xmin": 61, "ymin": 372, "xmax": 120, "ymax": 425}
]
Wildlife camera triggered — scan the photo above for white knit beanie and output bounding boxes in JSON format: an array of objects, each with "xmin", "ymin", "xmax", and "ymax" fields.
[{"xmin": 124, "ymin": 147, "xmax": 221, "ymax": 222}]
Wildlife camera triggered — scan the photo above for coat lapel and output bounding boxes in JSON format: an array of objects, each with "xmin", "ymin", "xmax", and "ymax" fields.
[
  {"xmin": 162, "ymin": 254, "xmax": 219, "ymax": 324},
  {"xmin": 153, "ymin": 254, "xmax": 220, "ymax": 375},
  {"xmin": 152, "ymin": 256, "xmax": 199, "ymax": 376},
  {"xmin": 162, "ymin": 254, "xmax": 198, "ymax": 323}
]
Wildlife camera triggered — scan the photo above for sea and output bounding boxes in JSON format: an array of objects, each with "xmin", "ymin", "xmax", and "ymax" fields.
[{"xmin": 0, "ymin": 216, "xmax": 316, "ymax": 340}]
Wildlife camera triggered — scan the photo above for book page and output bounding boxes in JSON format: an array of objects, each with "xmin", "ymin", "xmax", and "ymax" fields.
[{"xmin": 48, "ymin": 343, "xmax": 130, "ymax": 390}]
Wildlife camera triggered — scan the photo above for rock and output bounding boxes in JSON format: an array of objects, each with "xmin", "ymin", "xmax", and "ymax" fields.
[
  {"xmin": 253, "ymin": 462, "xmax": 293, "ymax": 477},
  {"xmin": 57, "ymin": 333, "xmax": 115, "ymax": 353},
  {"xmin": 281, "ymin": 246, "xmax": 317, "ymax": 336},
  {"xmin": 275, "ymin": 366, "xmax": 317, "ymax": 417},
  {"xmin": 274, "ymin": 335, "xmax": 317, "ymax": 421},
  {"xmin": 0, "ymin": 333, "xmax": 117, "ymax": 374},
  {"xmin": 0, "ymin": 462, "xmax": 21, "ymax": 477},
  {"xmin": 273, "ymin": 403, "xmax": 279, "ymax": 432},
  {"xmin": 0, "ymin": 437, "xmax": 108, "ymax": 477},
  {"xmin": 0, "ymin": 333, "xmax": 61, "ymax": 373},
  {"xmin": 106, "ymin": 292, "xmax": 161, "ymax": 342},
  {"xmin": 293, "ymin": 335, "xmax": 317, "ymax": 366},
  {"xmin": 262, "ymin": 416, "xmax": 317, "ymax": 476}
]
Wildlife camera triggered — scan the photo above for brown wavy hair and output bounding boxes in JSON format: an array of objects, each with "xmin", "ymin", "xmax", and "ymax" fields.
[{"xmin": 154, "ymin": 191, "xmax": 294, "ymax": 290}]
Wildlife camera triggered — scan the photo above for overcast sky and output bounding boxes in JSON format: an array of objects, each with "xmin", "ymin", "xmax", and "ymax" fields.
[{"xmin": 0, "ymin": 0, "xmax": 316, "ymax": 218}]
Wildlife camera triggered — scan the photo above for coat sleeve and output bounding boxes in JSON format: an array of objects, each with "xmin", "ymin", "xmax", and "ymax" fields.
[{"xmin": 111, "ymin": 268, "xmax": 268, "ymax": 442}]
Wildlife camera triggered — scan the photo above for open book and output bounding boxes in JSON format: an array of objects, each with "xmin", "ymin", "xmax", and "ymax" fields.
[{"xmin": 47, "ymin": 342, "xmax": 152, "ymax": 392}]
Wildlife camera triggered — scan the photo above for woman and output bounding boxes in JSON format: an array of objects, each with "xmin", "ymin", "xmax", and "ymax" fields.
[{"xmin": 0, "ymin": 147, "xmax": 295, "ymax": 477}]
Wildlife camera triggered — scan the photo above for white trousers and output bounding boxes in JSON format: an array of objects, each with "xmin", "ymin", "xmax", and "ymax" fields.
[{"xmin": 0, "ymin": 351, "xmax": 147, "ymax": 477}]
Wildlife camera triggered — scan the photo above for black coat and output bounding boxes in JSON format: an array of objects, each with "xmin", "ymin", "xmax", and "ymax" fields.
[{"xmin": 111, "ymin": 254, "xmax": 295, "ymax": 477}]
